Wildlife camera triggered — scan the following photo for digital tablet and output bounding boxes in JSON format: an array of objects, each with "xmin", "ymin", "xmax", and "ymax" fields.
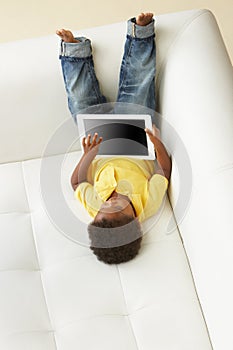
[{"xmin": 77, "ymin": 114, "xmax": 155, "ymax": 160}]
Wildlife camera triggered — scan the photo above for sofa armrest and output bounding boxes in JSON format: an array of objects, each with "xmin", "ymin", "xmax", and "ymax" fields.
[{"xmin": 157, "ymin": 9, "xmax": 233, "ymax": 350}]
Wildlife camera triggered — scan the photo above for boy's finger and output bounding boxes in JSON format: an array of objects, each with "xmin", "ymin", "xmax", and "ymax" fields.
[
  {"xmin": 97, "ymin": 137, "xmax": 103, "ymax": 145},
  {"xmin": 145, "ymin": 128, "xmax": 153, "ymax": 136},
  {"xmin": 82, "ymin": 136, "xmax": 86, "ymax": 147},
  {"xmin": 92, "ymin": 133, "xmax": 98, "ymax": 144},
  {"xmin": 86, "ymin": 134, "xmax": 91, "ymax": 145}
]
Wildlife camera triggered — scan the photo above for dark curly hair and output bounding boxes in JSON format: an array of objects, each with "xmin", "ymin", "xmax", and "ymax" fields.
[{"xmin": 87, "ymin": 215, "xmax": 143, "ymax": 264}]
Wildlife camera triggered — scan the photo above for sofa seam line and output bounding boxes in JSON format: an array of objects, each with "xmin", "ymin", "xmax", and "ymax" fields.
[
  {"xmin": 2, "ymin": 329, "xmax": 55, "ymax": 337},
  {"xmin": 21, "ymin": 161, "xmax": 58, "ymax": 350},
  {"xmin": 180, "ymin": 239, "xmax": 215, "ymax": 350},
  {"xmin": 0, "ymin": 269, "xmax": 41, "ymax": 272},
  {"xmin": 116, "ymin": 265, "xmax": 140, "ymax": 350},
  {"xmin": 0, "ymin": 211, "xmax": 32, "ymax": 215},
  {"xmin": 54, "ymin": 313, "xmax": 130, "ymax": 332},
  {"xmin": 166, "ymin": 194, "xmax": 214, "ymax": 349}
]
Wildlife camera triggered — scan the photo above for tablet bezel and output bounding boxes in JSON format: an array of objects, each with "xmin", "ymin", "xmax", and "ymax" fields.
[{"xmin": 77, "ymin": 114, "xmax": 155, "ymax": 160}]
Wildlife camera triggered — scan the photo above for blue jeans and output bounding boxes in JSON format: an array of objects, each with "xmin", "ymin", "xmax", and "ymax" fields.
[{"xmin": 59, "ymin": 18, "xmax": 156, "ymax": 123}]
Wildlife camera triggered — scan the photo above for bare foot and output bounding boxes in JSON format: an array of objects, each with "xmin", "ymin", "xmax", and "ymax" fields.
[
  {"xmin": 56, "ymin": 29, "xmax": 80, "ymax": 43},
  {"xmin": 136, "ymin": 12, "xmax": 154, "ymax": 26}
]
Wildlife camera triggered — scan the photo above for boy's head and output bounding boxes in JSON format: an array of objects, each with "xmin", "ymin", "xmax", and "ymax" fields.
[{"xmin": 87, "ymin": 195, "xmax": 143, "ymax": 264}]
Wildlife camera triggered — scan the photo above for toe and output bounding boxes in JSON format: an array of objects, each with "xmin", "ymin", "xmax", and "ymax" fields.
[{"xmin": 56, "ymin": 30, "xmax": 65, "ymax": 38}]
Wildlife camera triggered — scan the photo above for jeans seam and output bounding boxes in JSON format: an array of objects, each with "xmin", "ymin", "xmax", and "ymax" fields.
[
  {"xmin": 118, "ymin": 33, "xmax": 155, "ymax": 93},
  {"xmin": 127, "ymin": 33, "xmax": 155, "ymax": 42},
  {"xmin": 59, "ymin": 55, "xmax": 92, "ymax": 62},
  {"xmin": 128, "ymin": 17, "xmax": 155, "ymax": 39},
  {"xmin": 118, "ymin": 38, "xmax": 134, "ymax": 92},
  {"xmin": 87, "ymin": 59, "xmax": 104, "ymax": 104}
]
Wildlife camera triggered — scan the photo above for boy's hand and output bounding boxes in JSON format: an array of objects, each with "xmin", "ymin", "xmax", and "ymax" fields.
[
  {"xmin": 82, "ymin": 133, "xmax": 103, "ymax": 157},
  {"xmin": 145, "ymin": 124, "xmax": 161, "ymax": 148},
  {"xmin": 71, "ymin": 133, "xmax": 103, "ymax": 190},
  {"xmin": 145, "ymin": 124, "xmax": 171, "ymax": 180}
]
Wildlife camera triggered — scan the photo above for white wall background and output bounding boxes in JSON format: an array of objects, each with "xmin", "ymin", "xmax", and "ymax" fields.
[{"xmin": 1, "ymin": 0, "xmax": 232, "ymax": 63}]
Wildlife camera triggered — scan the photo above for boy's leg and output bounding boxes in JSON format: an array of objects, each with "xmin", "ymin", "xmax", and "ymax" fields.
[
  {"xmin": 117, "ymin": 14, "xmax": 156, "ymax": 111},
  {"xmin": 58, "ymin": 32, "xmax": 107, "ymax": 123}
]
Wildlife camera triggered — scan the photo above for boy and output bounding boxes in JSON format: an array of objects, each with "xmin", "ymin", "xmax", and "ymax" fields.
[{"xmin": 57, "ymin": 13, "xmax": 171, "ymax": 264}]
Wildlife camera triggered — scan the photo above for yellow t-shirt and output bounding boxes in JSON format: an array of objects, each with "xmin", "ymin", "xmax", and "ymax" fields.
[{"xmin": 75, "ymin": 157, "xmax": 168, "ymax": 222}]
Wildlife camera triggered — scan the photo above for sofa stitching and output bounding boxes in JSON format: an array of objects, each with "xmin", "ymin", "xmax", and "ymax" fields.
[
  {"xmin": 166, "ymin": 194, "xmax": 215, "ymax": 349},
  {"xmin": 179, "ymin": 237, "xmax": 215, "ymax": 350},
  {"xmin": 2, "ymin": 329, "xmax": 55, "ymax": 336},
  {"xmin": 21, "ymin": 161, "xmax": 58, "ymax": 349},
  {"xmin": 0, "ymin": 269, "xmax": 41, "ymax": 272},
  {"xmin": 53, "ymin": 314, "xmax": 129, "ymax": 331},
  {"xmin": 155, "ymin": 9, "xmax": 211, "ymax": 100},
  {"xmin": 0, "ymin": 211, "xmax": 31, "ymax": 214},
  {"xmin": 38, "ymin": 254, "xmax": 96, "ymax": 272},
  {"xmin": 116, "ymin": 266, "xmax": 140, "ymax": 350}
]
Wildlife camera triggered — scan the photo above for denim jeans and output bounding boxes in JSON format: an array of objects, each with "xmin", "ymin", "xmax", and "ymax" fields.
[{"xmin": 59, "ymin": 18, "xmax": 156, "ymax": 123}]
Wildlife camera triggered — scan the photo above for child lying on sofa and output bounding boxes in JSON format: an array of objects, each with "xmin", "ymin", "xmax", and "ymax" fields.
[{"xmin": 56, "ymin": 12, "xmax": 171, "ymax": 264}]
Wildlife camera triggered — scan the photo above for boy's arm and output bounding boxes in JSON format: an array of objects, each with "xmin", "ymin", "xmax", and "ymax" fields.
[
  {"xmin": 71, "ymin": 152, "xmax": 95, "ymax": 190},
  {"xmin": 145, "ymin": 125, "xmax": 171, "ymax": 181},
  {"xmin": 71, "ymin": 133, "xmax": 103, "ymax": 190}
]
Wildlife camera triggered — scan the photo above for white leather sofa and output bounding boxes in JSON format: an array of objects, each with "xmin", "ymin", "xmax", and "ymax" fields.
[{"xmin": 0, "ymin": 8, "xmax": 232, "ymax": 350}]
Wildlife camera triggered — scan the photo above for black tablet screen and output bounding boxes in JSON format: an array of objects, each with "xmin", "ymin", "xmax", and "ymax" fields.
[{"xmin": 83, "ymin": 119, "xmax": 148, "ymax": 156}]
